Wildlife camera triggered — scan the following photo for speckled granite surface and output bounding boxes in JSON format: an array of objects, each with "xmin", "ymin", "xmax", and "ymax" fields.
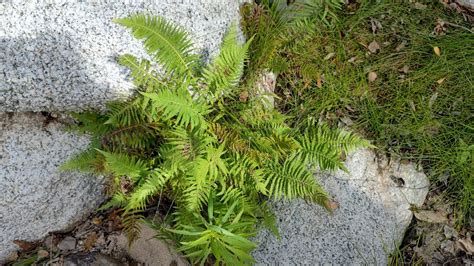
[
  {"xmin": 253, "ymin": 149, "xmax": 429, "ymax": 265},
  {"xmin": 0, "ymin": 113, "xmax": 105, "ymax": 261},
  {"xmin": 0, "ymin": 0, "xmax": 243, "ymax": 262},
  {"xmin": 0, "ymin": 0, "xmax": 243, "ymax": 112}
]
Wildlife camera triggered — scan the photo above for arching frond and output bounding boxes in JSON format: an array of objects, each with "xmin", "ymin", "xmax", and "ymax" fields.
[
  {"xmin": 296, "ymin": 133, "xmax": 345, "ymax": 171},
  {"xmin": 125, "ymin": 169, "xmax": 170, "ymax": 212},
  {"xmin": 143, "ymin": 89, "xmax": 209, "ymax": 128},
  {"xmin": 182, "ymin": 169, "xmax": 213, "ymax": 211},
  {"xmin": 263, "ymin": 156, "xmax": 329, "ymax": 205},
  {"xmin": 305, "ymin": 123, "xmax": 372, "ymax": 154},
  {"xmin": 105, "ymin": 99, "xmax": 148, "ymax": 127},
  {"xmin": 118, "ymin": 54, "xmax": 163, "ymax": 88},
  {"xmin": 97, "ymin": 150, "xmax": 149, "ymax": 181},
  {"xmin": 60, "ymin": 148, "xmax": 100, "ymax": 173},
  {"xmin": 98, "ymin": 192, "xmax": 127, "ymax": 211},
  {"xmin": 203, "ymin": 25, "xmax": 250, "ymax": 100},
  {"xmin": 114, "ymin": 14, "xmax": 197, "ymax": 76}
]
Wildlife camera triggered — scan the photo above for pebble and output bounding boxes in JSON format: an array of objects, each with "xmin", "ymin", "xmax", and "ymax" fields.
[{"xmin": 58, "ymin": 236, "xmax": 77, "ymax": 251}]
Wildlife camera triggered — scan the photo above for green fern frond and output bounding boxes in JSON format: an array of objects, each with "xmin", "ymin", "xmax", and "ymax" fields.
[
  {"xmin": 98, "ymin": 192, "xmax": 128, "ymax": 211},
  {"xmin": 170, "ymin": 127, "xmax": 213, "ymax": 154},
  {"xmin": 264, "ymin": 156, "xmax": 329, "ymax": 205},
  {"xmin": 105, "ymin": 100, "xmax": 148, "ymax": 127},
  {"xmin": 143, "ymin": 89, "xmax": 209, "ymax": 128},
  {"xmin": 205, "ymin": 144, "xmax": 228, "ymax": 180},
  {"xmin": 118, "ymin": 54, "xmax": 164, "ymax": 88},
  {"xmin": 69, "ymin": 112, "xmax": 112, "ymax": 136},
  {"xmin": 182, "ymin": 176, "xmax": 213, "ymax": 211},
  {"xmin": 125, "ymin": 169, "xmax": 170, "ymax": 212},
  {"xmin": 60, "ymin": 148, "xmax": 100, "ymax": 173},
  {"xmin": 296, "ymin": 133, "xmax": 345, "ymax": 171},
  {"xmin": 203, "ymin": 25, "xmax": 250, "ymax": 100},
  {"xmin": 306, "ymin": 123, "xmax": 372, "ymax": 154},
  {"xmin": 97, "ymin": 150, "xmax": 149, "ymax": 181},
  {"xmin": 114, "ymin": 14, "xmax": 197, "ymax": 76}
]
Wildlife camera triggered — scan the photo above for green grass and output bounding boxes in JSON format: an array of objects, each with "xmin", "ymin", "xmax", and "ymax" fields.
[{"xmin": 243, "ymin": 1, "xmax": 473, "ymax": 226}]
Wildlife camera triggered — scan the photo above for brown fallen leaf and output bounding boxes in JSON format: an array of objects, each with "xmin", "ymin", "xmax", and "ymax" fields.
[
  {"xmin": 316, "ymin": 77, "xmax": 323, "ymax": 88},
  {"xmin": 433, "ymin": 46, "xmax": 441, "ymax": 56},
  {"xmin": 414, "ymin": 210, "xmax": 449, "ymax": 224},
  {"xmin": 12, "ymin": 240, "xmax": 38, "ymax": 252},
  {"xmin": 368, "ymin": 71, "xmax": 378, "ymax": 82},
  {"xmin": 457, "ymin": 238, "xmax": 474, "ymax": 254},
  {"xmin": 324, "ymin": 52, "xmax": 335, "ymax": 61},
  {"xmin": 91, "ymin": 217, "xmax": 103, "ymax": 225},
  {"xmin": 437, "ymin": 77, "xmax": 447, "ymax": 84},
  {"xmin": 370, "ymin": 18, "xmax": 382, "ymax": 34},
  {"xmin": 84, "ymin": 232, "xmax": 98, "ymax": 252},
  {"xmin": 368, "ymin": 40, "xmax": 381, "ymax": 53},
  {"xmin": 398, "ymin": 65, "xmax": 409, "ymax": 74}
]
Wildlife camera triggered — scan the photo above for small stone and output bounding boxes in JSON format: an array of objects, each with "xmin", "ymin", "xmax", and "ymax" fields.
[
  {"xmin": 443, "ymin": 225, "xmax": 458, "ymax": 239},
  {"xmin": 37, "ymin": 249, "xmax": 49, "ymax": 259},
  {"xmin": 115, "ymin": 224, "xmax": 187, "ymax": 266},
  {"xmin": 368, "ymin": 71, "xmax": 378, "ymax": 82},
  {"xmin": 6, "ymin": 251, "xmax": 18, "ymax": 262},
  {"xmin": 368, "ymin": 41, "xmax": 380, "ymax": 53},
  {"xmin": 58, "ymin": 236, "xmax": 77, "ymax": 251},
  {"xmin": 414, "ymin": 2, "xmax": 427, "ymax": 9},
  {"xmin": 440, "ymin": 240, "xmax": 455, "ymax": 255}
]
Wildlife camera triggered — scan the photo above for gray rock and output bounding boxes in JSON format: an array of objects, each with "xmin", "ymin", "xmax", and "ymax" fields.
[
  {"xmin": 253, "ymin": 149, "xmax": 429, "ymax": 265},
  {"xmin": 444, "ymin": 225, "xmax": 458, "ymax": 240},
  {"xmin": 0, "ymin": 0, "xmax": 245, "ymax": 112},
  {"xmin": 0, "ymin": 113, "xmax": 105, "ymax": 261},
  {"xmin": 58, "ymin": 236, "xmax": 77, "ymax": 251}
]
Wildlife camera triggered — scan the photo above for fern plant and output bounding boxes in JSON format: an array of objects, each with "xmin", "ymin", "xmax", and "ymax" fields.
[{"xmin": 63, "ymin": 13, "xmax": 369, "ymax": 265}]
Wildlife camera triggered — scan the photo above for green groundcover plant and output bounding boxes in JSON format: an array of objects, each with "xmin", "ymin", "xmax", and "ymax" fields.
[
  {"xmin": 62, "ymin": 13, "xmax": 368, "ymax": 265},
  {"xmin": 241, "ymin": 0, "xmax": 473, "ymax": 227}
]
